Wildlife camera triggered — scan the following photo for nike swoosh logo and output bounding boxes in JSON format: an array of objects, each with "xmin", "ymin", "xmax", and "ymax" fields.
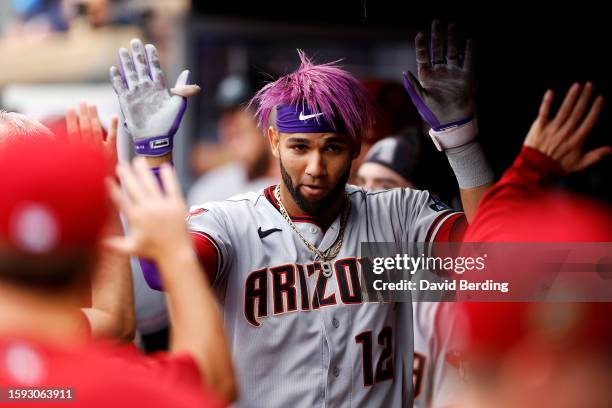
[
  {"xmin": 299, "ymin": 111, "xmax": 325, "ymax": 121},
  {"xmin": 258, "ymin": 227, "xmax": 282, "ymax": 239}
]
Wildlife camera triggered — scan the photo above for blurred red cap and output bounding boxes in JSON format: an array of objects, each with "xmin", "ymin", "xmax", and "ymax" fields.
[{"xmin": 0, "ymin": 137, "xmax": 110, "ymax": 256}]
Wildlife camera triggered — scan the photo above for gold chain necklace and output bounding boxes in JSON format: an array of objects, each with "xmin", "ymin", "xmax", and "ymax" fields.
[{"xmin": 274, "ymin": 184, "xmax": 351, "ymax": 277}]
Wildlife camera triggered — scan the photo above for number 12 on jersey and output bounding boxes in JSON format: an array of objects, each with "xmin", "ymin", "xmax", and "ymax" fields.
[{"xmin": 355, "ymin": 326, "xmax": 394, "ymax": 386}]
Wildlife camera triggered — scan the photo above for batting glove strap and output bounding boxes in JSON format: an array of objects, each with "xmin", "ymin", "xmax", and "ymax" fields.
[
  {"xmin": 429, "ymin": 118, "xmax": 478, "ymax": 152},
  {"xmin": 134, "ymin": 135, "xmax": 174, "ymax": 156}
]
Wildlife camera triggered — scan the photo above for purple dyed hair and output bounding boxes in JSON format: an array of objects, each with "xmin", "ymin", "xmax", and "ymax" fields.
[{"xmin": 249, "ymin": 50, "xmax": 376, "ymax": 148}]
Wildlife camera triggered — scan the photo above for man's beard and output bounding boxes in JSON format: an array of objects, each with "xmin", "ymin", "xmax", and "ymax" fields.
[{"xmin": 279, "ymin": 158, "xmax": 351, "ymax": 217}]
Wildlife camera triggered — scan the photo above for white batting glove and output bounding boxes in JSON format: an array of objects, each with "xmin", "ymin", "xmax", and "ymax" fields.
[{"xmin": 109, "ymin": 39, "xmax": 198, "ymax": 156}]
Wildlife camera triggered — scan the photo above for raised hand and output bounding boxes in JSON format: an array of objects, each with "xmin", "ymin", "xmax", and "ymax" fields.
[
  {"xmin": 524, "ymin": 82, "xmax": 611, "ymax": 173},
  {"xmin": 403, "ymin": 20, "xmax": 475, "ymax": 130},
  {"xmin": 105, "ymin": 157, "xmax": 191, "ymax": 261},
  {"xmin": 66, "ymin": 102, "xmax": 119, "ymax": 167},
  {"xmin": 109, "ymin": 39, "xmax": 199, "ymax": 157}
]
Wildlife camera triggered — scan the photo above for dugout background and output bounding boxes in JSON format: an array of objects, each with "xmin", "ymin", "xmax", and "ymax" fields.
[{"xmin": 187, "ymin": 0, "xmax": 612, "ymax": 203}]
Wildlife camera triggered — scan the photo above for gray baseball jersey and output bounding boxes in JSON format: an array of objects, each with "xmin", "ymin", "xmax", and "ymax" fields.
[
  {"xmin": 188, "ymin": 185, "xmax": 461, "ymax": 407},
  {"xmin": 412, "ymin": 302, "xmax": 462, "ymax": 408}
]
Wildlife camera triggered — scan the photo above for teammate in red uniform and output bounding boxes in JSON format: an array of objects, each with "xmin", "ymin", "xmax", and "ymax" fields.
[
  {"xmin": 0, "ymin": 114, "xmax": 235, "ymax": 406},
  {"xmin": 459, "ymin": 83, "xmax": 612, "ymax": 408}
]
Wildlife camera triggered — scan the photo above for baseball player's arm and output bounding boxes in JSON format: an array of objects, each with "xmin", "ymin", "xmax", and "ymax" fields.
[
  {"xmin": 140, "ymin": 205, "xmax": 230, "ymax": 292},
  {"xmin": 109, "ymin": 39, "xmax": 200, "ymax": 169},
  {"xmin": 468, "ymin": 83, "xmax": 610, "ymax": 236},
  {"xmin": 66, "ymin": 103, "xmax": 136, "ymax": 342},
  {"xmin": 139, "ymin": 229, "xmax": 220, "ymax": 291},
  {"xmin": 106, "ymin": 158, "xmax": 237, "ymax": 403},
  {"xmin": 403, "ymin": 20, "xmax": 494, "ymax": 222},
  {"xmin": 404, "ymin": 190, "xmax": 468, "ymax": 244}
]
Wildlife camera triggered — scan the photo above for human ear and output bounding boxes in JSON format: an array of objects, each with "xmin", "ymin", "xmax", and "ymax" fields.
[{"xmin": 267, "ymin": 126, "xmax": 280, "ymax": 158}]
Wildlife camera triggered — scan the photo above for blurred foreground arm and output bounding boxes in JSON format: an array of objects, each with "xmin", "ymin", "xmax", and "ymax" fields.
[
  {"xmin": 106, "ymin": 158, "xmax": 236, "ymax": 403},
  {"xmin": 69, "ymin": 103, "xmax": 135, "ymax": 342}
]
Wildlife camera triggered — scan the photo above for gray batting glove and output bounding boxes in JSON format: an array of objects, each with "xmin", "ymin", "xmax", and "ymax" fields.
[
  {"xmin": 109, "ymin": 39, "xmax": 199, "ymax": 157},
  {"xmin": 402, "ymin": 20, "xmax": 476, "ymax": 131}
]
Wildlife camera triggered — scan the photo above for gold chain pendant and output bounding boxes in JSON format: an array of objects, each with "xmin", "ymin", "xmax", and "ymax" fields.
[
  {"xmin": 321, "ymin": 260, "xmax": 333, "ymax": 278},
  {"xmin": 275, "ymin": 184, "xmax": 350, "ymax": 277}
]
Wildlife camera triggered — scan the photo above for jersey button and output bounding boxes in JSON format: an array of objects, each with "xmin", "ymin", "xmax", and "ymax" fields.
[
  {"xmin": 309, "ymin": 226, "xmax": 317, "ymax": 234},
  {"xmin": 332, "ymin": 367, "xmax": 340, "ymax": 377},
  {"xmin": 332, "ymin": 318, "xmax": 339, "ymax": 328}
]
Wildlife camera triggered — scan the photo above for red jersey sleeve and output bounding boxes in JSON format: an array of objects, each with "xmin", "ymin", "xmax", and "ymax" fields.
[
  {"xmin": 430, "ymin": 212, "xmax": 468, "ymax": 243},
  {"xmin": 465, "ymin": 146, "xmax": 564, "ymax": 242},
  {"xmin": 191, "ymin": 231, "xmax": 220, "ymax": 283}
]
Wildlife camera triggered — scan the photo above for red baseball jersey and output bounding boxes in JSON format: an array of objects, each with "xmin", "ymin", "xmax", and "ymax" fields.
[{"xmin": 0, "ymin": 336, "xmax": 224, "ymax": 407}]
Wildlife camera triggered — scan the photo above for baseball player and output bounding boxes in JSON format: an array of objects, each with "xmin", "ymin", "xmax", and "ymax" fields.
[
  {"xmin": 357, "ymin": 136, "xmax": 420, "ymax": 191},
  {"xmin": 357, "ymin": 135, "xmax": 464, "ymax": 408},
  {"xmin": 110, "ymin": 21, "xmax": 493, "ymax": 406}
]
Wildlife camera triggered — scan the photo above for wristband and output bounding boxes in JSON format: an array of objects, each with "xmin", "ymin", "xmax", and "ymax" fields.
[
  {"xmin": 429, "ymin": 119, "xmax": 478, "ymax": 152},
  {"xmin": 446, "ymin": 141, "xmax": 494, "ymax": 189},
  {"xmin": 134, "ymin": 135, "xmax": 172, "ymax": 156}
]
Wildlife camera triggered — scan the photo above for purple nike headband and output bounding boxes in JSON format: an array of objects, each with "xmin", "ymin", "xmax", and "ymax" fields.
[
  {"xmin": 276, "ymin": 104, "xmax": 343, "ymax": 134},
  {"xmin": 248, "ymin": 50, "xmax": 376, "ymax": 152}
]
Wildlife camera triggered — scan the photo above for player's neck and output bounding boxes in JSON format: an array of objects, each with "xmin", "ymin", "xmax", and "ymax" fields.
[
  {"xmin": 279, "ymin": 183, "xmax": 344, "ymax": 230},
  {"xmin": 0, "ymin": 283, "xmax": 89, "ymax": 345}
]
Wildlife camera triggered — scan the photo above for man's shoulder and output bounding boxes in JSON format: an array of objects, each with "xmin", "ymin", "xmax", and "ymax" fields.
[
  {"xmin": 225, "ymin": 188, "xmax": 267, "ymax": 204},
  {"xmin": 188, "ymin": 186, "xmax": 273, "ymax": 221},
  {"xmin": 348, "ymin": 184, "xmax": 428, "ymax": 206}
]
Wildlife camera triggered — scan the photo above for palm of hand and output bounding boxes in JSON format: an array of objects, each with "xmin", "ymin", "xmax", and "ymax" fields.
[
  {"xmin": 110, "ymin": 39, "xmax": 190, "ymax": 144},
  {"xmin": 119, "ymin": 83, "xmax": 176, "ymax": 139},
  {"xmin": 128, "ymin": 199, "xmax": 189, "ymax": 258},
  {"xmin": 419, "ymin": 65, "xmax": 474, "ymax": 123},
  {"xmin": 524, "ymin": 83, "xmax": 611, "ymax": 173}
]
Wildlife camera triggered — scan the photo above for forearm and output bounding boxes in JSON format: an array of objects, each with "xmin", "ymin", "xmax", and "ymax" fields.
[
  {"xmin": 158, "ymin": 248, "xmax": 236, "ymax": 402},
  {"xmin": 87, "ymin": 213, "xmax": 135, "ymax": 342},
  {"xmin": 85, "ymin": 257, "xmax": 135, "ymax": 342},
  {"xmin": 458, "ymin": 184, "xmax": 492, "ymax": 223},
  {"xmin": 81, "ymin": 308, "xmax": 124, "ymax": 339},
  {"xmin": 144, "ymin": 152, "xmax": 174, "ymax": 168},
  {"xmin": 433, "ymin": 123, "xmax": 494, "ymax": 223}
]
